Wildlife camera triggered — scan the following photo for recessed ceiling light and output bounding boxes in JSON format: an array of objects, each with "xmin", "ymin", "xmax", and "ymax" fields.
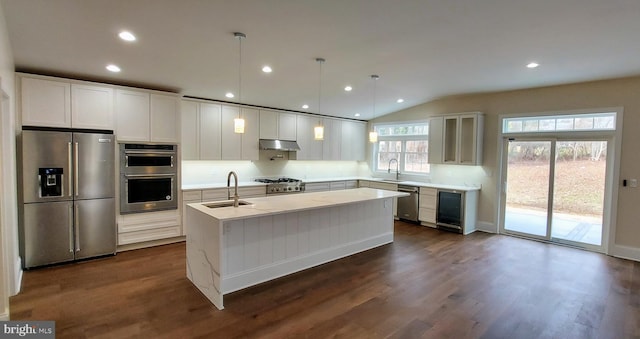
[
  {"xmin": 225, "ymin": 92, "xmax": 235, "ymax": 98},
  {"xmin": 118, "ymin": 31, "xmax": 136, "ymax": 42},
  {"xmin": 344, "ymin": 86, "xmax": 353, "ymax": 92},
  {"xmin": 354, "ymin": 113, "xmax": 361, "ymax": 117},
  {"xmin": 302, "ymin": 104, "xmax": 309, "ymax": 109},
  {"xmin": 106, "ymin": 64, "xmax": 121, "ymax": 72},
  {"xmin": 262, "ymin": 66, "xmax": 272, "ymax": 73},
  {"xmin": 397, "ymin": 98, "xmax": 404, "ymax": 103},
  {"xmin": 527, "ymin": 62, "xmax": 539, "ymax": 68}
]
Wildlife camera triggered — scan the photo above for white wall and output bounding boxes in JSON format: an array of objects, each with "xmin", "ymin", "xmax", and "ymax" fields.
[
  {"xmin": 182, "ymin": 160, "xmax": 370, "ymax": 186},
  {"xmin": 374, "ymin": 76, "xmax": 640, "ymax": 260},
  {"xmin": 0, "ymin": 3, "xmax": 17, "ymax": 320}
]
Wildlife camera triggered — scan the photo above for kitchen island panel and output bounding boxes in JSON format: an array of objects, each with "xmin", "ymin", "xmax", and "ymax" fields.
[
  {"xmin": 185, "ymin": 206, "xmax": 223, "ymax": 309},
  {"xmin": 187, "ymin": 194, "xmax": 396, "ymax": 310}
]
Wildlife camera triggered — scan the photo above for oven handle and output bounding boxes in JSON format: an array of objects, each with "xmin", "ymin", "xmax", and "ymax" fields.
[{"xmin": 124, "ymin": 173, "xmax": 176, "ymax": 178}]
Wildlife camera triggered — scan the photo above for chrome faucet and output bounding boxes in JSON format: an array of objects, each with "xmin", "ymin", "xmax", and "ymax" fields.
[
  {"xmin": 227, "ymin": 171, "xmax": 240, "ymax": 207},
  {"xmin": 388, "ymin": 158, "xmax": 399, "ymax": 180}
]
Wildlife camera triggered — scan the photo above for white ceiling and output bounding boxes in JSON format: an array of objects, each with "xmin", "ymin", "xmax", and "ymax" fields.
[{"xmin": 3, "ymin": 0, "xmax": 640, "ymax": 120}]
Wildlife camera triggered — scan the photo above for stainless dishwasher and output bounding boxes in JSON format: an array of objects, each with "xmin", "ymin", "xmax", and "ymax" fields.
[{"xmin": 397, "ymin": 185, "xmax": 420, "ymax": 223}]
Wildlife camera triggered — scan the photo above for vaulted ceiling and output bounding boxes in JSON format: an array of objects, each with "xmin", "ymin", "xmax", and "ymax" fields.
[{"xmin": 3, "ymin": 0, "xmax": 640, "ymax": 119}]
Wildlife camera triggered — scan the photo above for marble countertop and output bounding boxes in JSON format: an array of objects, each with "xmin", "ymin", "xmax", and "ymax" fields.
[
  {"xmin": 182, "ymin": 177, "xmax": 480, "ymax": 192},
  {"xmin": 188, "ymin": 187, "xmax": 409, "ymax": 222},
  {"xmin": 182, "ymin": 182, "xmax": 267, "ymax": 191}
]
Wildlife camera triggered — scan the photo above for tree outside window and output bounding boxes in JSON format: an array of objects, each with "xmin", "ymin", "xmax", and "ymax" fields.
[{"xmin": 373, "ymin": 122, "xmax": 429, "ymax": 175}]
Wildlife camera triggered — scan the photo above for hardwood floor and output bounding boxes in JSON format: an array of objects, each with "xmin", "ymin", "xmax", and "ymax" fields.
[{"xmin": 10, "ymin": 221, "xmax": 640, "ymax": 338}]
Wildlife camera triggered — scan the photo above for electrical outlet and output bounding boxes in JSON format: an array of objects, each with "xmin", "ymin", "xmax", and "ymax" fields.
[{"xmin": 631, "ymin": 179, "xmax": 638, "ymax": 188}]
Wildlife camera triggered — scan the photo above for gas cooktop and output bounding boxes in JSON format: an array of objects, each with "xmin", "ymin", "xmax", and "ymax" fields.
[{"xmin": 255, "ymin": 178, "xmax": 305, "ymax": 194}]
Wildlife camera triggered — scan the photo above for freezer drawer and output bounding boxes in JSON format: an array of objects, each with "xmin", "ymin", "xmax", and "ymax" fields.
[
  {"xmin": 23, "ymin": 201, "xmax": 75, "ymax": 268},
  {"xmin": 75, "ymin": 198, "xmax": 116, "ymax": 259}
]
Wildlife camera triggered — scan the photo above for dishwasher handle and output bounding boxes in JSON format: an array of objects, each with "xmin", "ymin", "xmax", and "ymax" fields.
[{"xmin": 397, "ymin": 185, "xmax": 419, "ymax": 193}]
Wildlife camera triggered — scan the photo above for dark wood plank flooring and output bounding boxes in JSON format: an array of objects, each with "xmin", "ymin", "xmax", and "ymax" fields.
[{"xmin": 10, "ymin": 221, "xmax": 640, "ymax": 338}]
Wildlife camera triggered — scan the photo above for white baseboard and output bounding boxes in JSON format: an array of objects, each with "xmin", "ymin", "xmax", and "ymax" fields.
[
  {"xmin": 476, "ymin": 221, "xmax": 497, "ymax": 233},
  {"xmin": 13, "ymin": 256, "xmax": 22, "ymax": 296},
  {"xmin": 0, "ymin": 310, "xmax": 8, "ymax": 321},
  {"xmin": 117, "ymin": 236, "xmax": 185, "ymax": 252},
  {"xmin": 610, "ymin": 244, "xmax": 640, "ymax": 262}
]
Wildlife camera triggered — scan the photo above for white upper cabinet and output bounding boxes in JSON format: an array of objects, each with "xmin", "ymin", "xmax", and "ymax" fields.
[
  {"xmin": 240, "ymin": 108, "xmax": 259, "ymax": 161},
  {"xmin": 221, "ymin": 105, "xmax": 242, "ymax": 160},
  {"xmin": 340, "ymin": 120, "xmax": 366, "ymax": 161},
  {"xmin": 441, "ymin": 112, "xmax": 483, "ymax": 165},
  {"xmin": 71, "ymin": 84, "xmax": 114, "ymax": 130},
  {"xmin": 150, "ymin": 94, "xmax": 179, "ymax": 143},
  {"xmin": 259, "ymin": 110, "xmax": 278, "ymax": 139},
  {"xmin": 199, "ymin": 102, "xmax": 222, "ymax": 160},
  {"xmin": 181, "ymin": 101, "xmax": 258, "ymax": 161},
  {"xmin": 180, "ymin": 100, "xmax": 199, "ymax": 160},
  {"xmin": 19, "ymin": 74, "xmax": 178, "ymax": 141},
  {"xmin": 115, "ymin": 89, "xmax": 150, "ymax": 141},
  {"xmin": 20, "ymin": 77, "xmax": 71, "ymax": 128},
  {"xmin": 279, "ymin": 113, "xmax": 297, "ymax": 141},
  {"xmin": 20, "ymin": 76, "xmax": 114, "ymax": 130},
  {"xmin": 322, "ymin": 118, "xmax": 341, "ymax": 161},
  {"xmin": 115, "ymin": 90, "xmax": 179, "ymax": 143},
  {"xmin": 259, "ymin": 110, "xmax": 297, "ymax": 141},
  {"xmin": 295, "ymin": 114, "xmax": 323, "ymax": 160}
]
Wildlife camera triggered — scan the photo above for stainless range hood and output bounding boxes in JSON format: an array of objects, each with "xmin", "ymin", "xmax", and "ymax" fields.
[{"xmin": 259, "ymin": 139, "xmax": 301, "ymax": 151}]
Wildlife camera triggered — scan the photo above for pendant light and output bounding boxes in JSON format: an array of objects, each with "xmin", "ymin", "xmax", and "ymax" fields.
[
  {"xmin": 314, "ymin": 58, "xmax": 325, "ymax": 140},
  {"xmin": 369, "ymin": 74, "xmax": 380, "ymax": 143},
  {"xmin": 233, "ymin": 32, "xmax": 246, "ymax": 134}
]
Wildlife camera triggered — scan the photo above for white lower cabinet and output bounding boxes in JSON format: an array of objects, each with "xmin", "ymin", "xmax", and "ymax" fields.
[
  {"xmin": 418, "ymin": 187, "xmax": 437, "ymax": 224},
  {"xmin": 305, "ymin": 182, "xmax": 331, "ymax": 192},
  {"xmin": 304, "ymin": 180, "xmax": 358, "ymax": 193},
  {"xmin": 117, "ymin": 210, "xmax": 182, "ymax": 245}
]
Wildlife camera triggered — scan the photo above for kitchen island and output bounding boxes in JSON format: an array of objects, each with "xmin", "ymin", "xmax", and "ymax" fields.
[{"xmin": 186, "ymin": 187, "xmax": 408, "ymax": 309}]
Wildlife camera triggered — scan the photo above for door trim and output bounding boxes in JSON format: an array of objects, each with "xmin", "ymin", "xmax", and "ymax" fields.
[{"xmin": 496, "ymin": 107, "xmax": 624, "ymax": 255}]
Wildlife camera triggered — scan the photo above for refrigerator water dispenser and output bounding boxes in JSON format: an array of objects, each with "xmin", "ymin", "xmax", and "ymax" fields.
[{"xmin": 39, "ymin": 168, "xmax": 63, "ymax": 197}]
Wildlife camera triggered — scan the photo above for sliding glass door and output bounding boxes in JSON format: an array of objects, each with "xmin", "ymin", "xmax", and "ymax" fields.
[{"xmin": 502, "ymin": 138, "xmax": 608, "ymax": 250}]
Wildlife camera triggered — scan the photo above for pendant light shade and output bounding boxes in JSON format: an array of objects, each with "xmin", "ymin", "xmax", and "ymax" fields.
[
  {"xmin": 234, "ymin": 117, "xmax": 245, "ymax": 133},
  {"xmin": 369, "ymin": 131, "xmax": 378, "ymax": 143},
  {"xmin": 234, "ymin": 32, "xmax": 246, "ymax": 134},
  {"xmin": 314, "ymin": 58, "xmax": 325, "ymax": 140},
  {"xmin": 369, "ymin": 74, "xmax": 379, "ymax": 143}
]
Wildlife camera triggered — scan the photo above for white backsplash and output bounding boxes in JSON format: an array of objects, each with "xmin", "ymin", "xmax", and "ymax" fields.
[
  {"xmin": 181, "ymin": 160, "xmax": 371, "ymax": 186},
  {"xmin": 428, "ymin": 164, "xmax": 487, "ymax": 188}
]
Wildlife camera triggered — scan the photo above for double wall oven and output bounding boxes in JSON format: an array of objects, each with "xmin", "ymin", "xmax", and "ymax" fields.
[{"xmin": 120, "ymin": 143, "xmax": 178, "ymax": 214}]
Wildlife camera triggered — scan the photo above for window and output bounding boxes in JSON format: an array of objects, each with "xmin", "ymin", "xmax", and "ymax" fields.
[
  {"xmin": 374, "ymin": 122, "xmax": 429, "ymax": 174},
  {"xmin": 503, "ymin": 112, "xmax": 616, "ymax": 133}
]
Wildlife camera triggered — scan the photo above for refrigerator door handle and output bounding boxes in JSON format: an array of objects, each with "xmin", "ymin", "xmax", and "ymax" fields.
[
  {"xmin": 74, "ymin": 142, "xmax": 79, "ymax": 197},
  {"xmin": 75, "ymin": 204, "xmax": 80, "ymax": 252},
  {"xmin": 68, "ymin": 142, "xmax": 73, "ymax": 197},
  {"xmin": 68, "ymin": 204, "xmax": 74, "ymax": 253}
]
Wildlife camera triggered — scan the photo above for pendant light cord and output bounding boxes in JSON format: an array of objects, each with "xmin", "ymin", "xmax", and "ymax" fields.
[
  {"xmin": 234, "ymin": 32, "xmax": 246, "ymax": 119},
  {"xmin": 372, "ymin": 74, "xmax": 379, "ymax": 129},
  {"xmin": 316, "ymin": 58, "xmax": 325, "ymax": 125}
]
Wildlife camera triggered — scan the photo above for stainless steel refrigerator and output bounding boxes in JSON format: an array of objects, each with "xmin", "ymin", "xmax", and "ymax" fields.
[{"xmin": 19, "ymin": 129, "xmax": 116, "ymax": 268}]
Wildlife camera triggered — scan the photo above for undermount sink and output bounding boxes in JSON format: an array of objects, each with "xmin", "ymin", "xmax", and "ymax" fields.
[
  {"xmin": 204, "ymin": 200, "xmax": 253, "ymax": 208},
  {"xmin": 381, "ymin": 179, "xmax": 404, "ymax": 183}
]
